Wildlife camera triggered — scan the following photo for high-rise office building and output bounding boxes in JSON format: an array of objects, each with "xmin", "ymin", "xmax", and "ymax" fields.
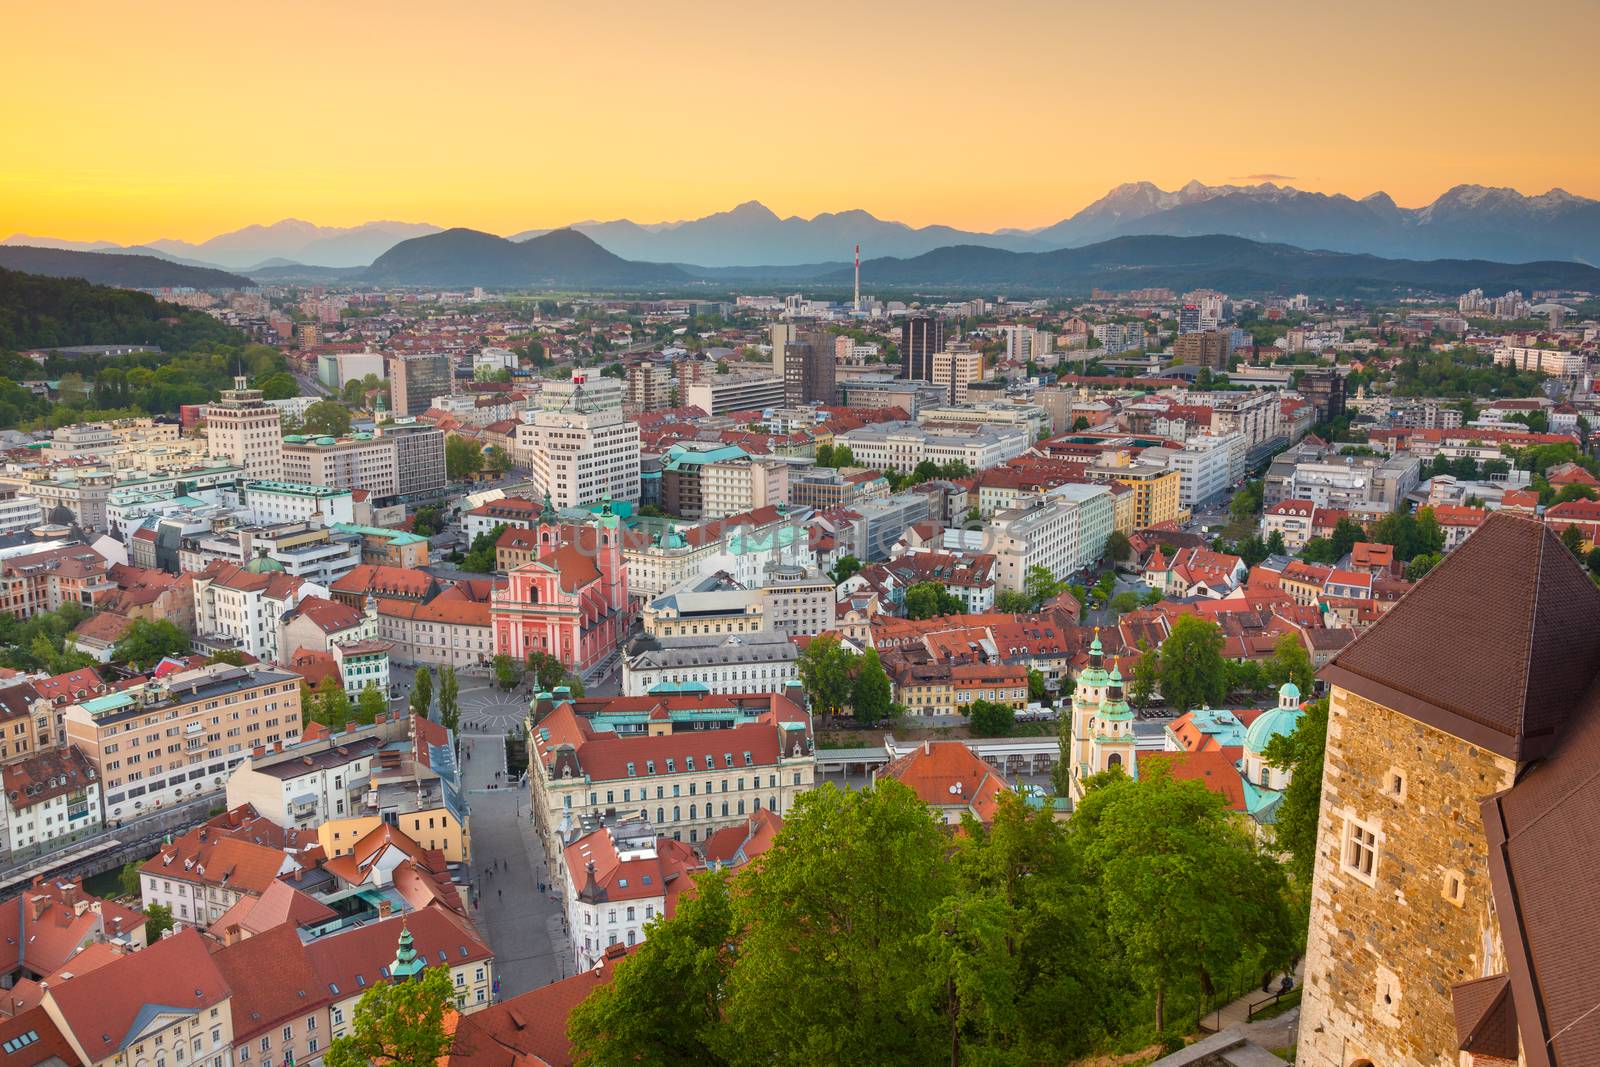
[
  {"xmin": 932, "ymin": 344, "xmax": 984, "ymax": 404},
  {"xmin": 380, "ymin": 419, "xmax": 448, "ymax": 499},
  {"xmin": 901, "ymin": 316, "xmax": 945, "ymax": 381},
  {"xmin": 205, "ymin": 376, "xmax": 284, "ymax": 480},
  {"xmin": 518, "ymin": 408, "xmax": 641, "ymax": 509},
  {"xmin": 388, "ymin": 353, "xmax": 453, "ymax": 417},
  {"xmin": 783, "ymin": 331, "xmax": 837, "ymax": 405}
]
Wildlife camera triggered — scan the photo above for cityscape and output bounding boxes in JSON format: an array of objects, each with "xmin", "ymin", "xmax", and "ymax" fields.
[{"xmin": 2, "ymin": 3, "xmax": 1598, "ymax": 1067}]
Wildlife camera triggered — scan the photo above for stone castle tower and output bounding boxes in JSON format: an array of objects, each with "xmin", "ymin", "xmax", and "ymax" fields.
[{"xmin": 1299, "ymin": 515, "xmax": 1598, "ymax": 1067}]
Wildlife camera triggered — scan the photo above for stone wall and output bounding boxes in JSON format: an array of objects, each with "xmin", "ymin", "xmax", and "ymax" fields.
[{"xmin": 1298, "ymin": 687, "xmax": 1516, "ymax": 1067}]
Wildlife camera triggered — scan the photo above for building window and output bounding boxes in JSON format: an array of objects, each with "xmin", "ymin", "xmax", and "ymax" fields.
[
  {"xmin": 1342, "ymin": 817, "xmax": 1379, "ymax": 885},
  {"xmin": 1442, "ymin": 869, "xmax": 1466, "ymax": 907},
  {"xmin": 1383, "ymin": 768, "xmax": 1406, "ymax": 801}
]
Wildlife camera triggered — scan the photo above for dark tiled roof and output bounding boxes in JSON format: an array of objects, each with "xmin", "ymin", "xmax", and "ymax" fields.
[
  {"xmin": 1323, "ymin": 513, "xmax": 1600, "ymax": 761},
  {"xmin": 1450, "ymin": 973, "xmax": 1519, "ymax": 1061},
  {"xmin": 1481, "ymin": 677, "xmax": 1600, "ymax": 1067}
]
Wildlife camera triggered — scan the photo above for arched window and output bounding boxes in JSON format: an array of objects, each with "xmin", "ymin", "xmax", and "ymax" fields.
[
  {"xmin": 673, "ymin": 805, "xmax": 680, "ymax": 821},
  {"xmin": 689, "ymin": 804, "xmax": 697, "ymax": 819},
  {"xmin": 656, "ymin": 807, "xmax": 664, "ymax": 823},
  {"xmin": 1108, "ymin": 753, "xmax": 1123, "ymax": 769}
]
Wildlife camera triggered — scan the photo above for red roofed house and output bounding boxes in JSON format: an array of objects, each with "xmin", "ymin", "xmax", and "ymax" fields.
[
  {"xmin": 702, "ymin": 808, "xmax": 783, "ymax": 871},
  {"xmin": 877, "ymin": 739, "xmax": 1011, "ymax": 827},
  {"xmin": 1430, "ymin": 504, "xmax": 1489, "ymax": 551},
  {"xmin": 0, "ymin": 877, "xmax": 144, "ymax": 1002},
  {"xmin": 442, "ymin": 945, "xmax": 628, "ymax": 1067},
  {"xmin": 40, "ymin": 929, "xmax": 230, "ymax": 1067},
  {"xmin": 563, "ymin": 820, "xmax": 700, "ymax": 972},
  {"xmin": 1545, "ymin": 461, "xmax": 1599, "ymax": 489},
  {"xmin": 1543, "ymin": 496, "xmax": 1600, "ymax": 550},
  {"xmin": 491, "ymin": 510, "xmax": 629, "ymax": 680}
]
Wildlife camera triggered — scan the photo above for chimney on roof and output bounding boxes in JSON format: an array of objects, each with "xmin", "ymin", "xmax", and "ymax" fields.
[
  {"xmin": 378, "ymin": 900, "xmax": 392, "ymax": 919},
  {"xmin": 28, "ymin": 894, "xmax": 48, "ymax": 922}
]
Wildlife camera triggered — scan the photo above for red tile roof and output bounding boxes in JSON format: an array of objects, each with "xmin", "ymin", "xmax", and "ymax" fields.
[
  {"xmin": 443, "ymin": 948, "xmax": 628, "ymax": 1067},
  {"xmin": 879, "ymin": 741, "xmax": 1010, "ymax": 824},
  {"xmin": 211, "ymin": 923, "xmax": 329, "ymax": 1041},
  {"xmin": 46, "ymin": 930, "xmax": 228, "ymax": 1061}
]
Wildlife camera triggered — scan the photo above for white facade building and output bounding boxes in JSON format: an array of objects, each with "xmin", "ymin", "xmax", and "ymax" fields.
[
  {"xmin": 242, "ymin": 481, "xmax": 356, "ymax": 526},
  {"xmin": 835, "ymin": 421, "xmax": 1030, "ymax": 473},
  {"xmin": 518, "ymin": 408, "xmax": 641, "ymax": 509},
  {"xmin": 204, "ymin": 376, "xmax": 284, "ymax": 480}
]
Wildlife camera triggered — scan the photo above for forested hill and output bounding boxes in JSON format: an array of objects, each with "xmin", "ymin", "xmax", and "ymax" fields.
[
  {"xmin": 0, "ymin": 267, "xmax": 291, "ymax": 432},
  {"xmin": 0, "ymin": 266, "xmax": 242, "ymax": 351},
  {"xmin": 0, "ymin": 246, "xmax": 253, "ymax": 291}
]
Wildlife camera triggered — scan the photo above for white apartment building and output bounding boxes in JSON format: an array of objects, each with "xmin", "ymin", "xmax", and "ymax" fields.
[
  {"xmin": 683, "ymin": 373, "xmax": 786, "ymax": 415},
  {"xmin": 932, "ymin": 346, "xmax": 984, "ymax": 405},
  {"xmin": 226, "ymin": 727, "xmax": 386, "ymax": 828},
  {"xmin": 205, "ymin": 376, "xmax": 285, "ymax": 480},
  {"xmin": 0, "ymin": 486, "xmax": 45, "ymax": 534},
  {"xmin": 835, "ymin": 421, "xmax": 1030, "ymax": 473},
  {"xmin": 0, "ymin": 747, "xmax": 102, "ymax": 851},
  {"xmin": 1000, "ymin": 326, "xmax": 1053, "ymax": 362},
  {"xmin": 700, "ymin": 457, "xmax": 788, "ymax": 520},
  {"xmin": 242, "ymin": 481, "xmax": 356, "ymax": 526},
  {"xmin": 565, "ymin": 822, "xmax": 697, "ymax": 971},
  {"xmin": 1205, "ymin": 391, "xmax": 1283, "ymax": 453},
  {"xmin": 1493, "ymin": 344, "xmax": 1587, "ymax": 380},
  {"xmin": 191, "ymin": 561, "xmax": 310, "ymax": 662},
  {"xmin": 622, "ymin": 631, "xmax": 800, "ymax": 697},
  {"xmin": 988, "ymin": 485, "xmax": 1115, "ymax": 592},
  {"xmin": 519, "ymin": 407, "xmax": 641, "ymax": 509},
  {"xmin": 1164, "ymin": 432, "xmax": 1247, "ymax": 509},
  {"xmin": 282, "ymin": 432, "xmax": 398, "ymax": 497}
]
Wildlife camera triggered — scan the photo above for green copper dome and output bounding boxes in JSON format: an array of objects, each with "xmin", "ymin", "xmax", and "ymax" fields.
[
  {"xmin": 244, "ymin": 555, "xmax": 284, "ymax": 574},
  {"xmin": 1245, "ymin": 705, "xmax": 1303, "ymax": 755}
]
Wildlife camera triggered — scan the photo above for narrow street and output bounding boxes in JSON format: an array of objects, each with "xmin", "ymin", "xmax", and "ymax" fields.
[{"xmin": 460, "ymin": 724, "xmax": 572, "ymax": 998}]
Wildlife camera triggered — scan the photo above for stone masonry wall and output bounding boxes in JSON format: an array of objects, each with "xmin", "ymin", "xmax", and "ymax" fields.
[{"xmin": 1298, "ymin": 687, "xmax": 1517, "ymax": 1067}]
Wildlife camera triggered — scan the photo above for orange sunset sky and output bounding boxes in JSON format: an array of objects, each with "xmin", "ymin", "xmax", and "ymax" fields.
[{"xmin": 4, "ymin": 0, "xmax": 1597, "ymax": 243}]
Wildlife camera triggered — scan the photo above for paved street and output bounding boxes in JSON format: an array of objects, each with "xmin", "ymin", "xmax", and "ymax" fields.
[{"xmin": 460, "ymin": 727, "xmax": 572, "ymax": 998}]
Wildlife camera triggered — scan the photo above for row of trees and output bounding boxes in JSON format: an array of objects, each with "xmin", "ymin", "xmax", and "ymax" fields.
[
  {"xmin": 301, "ymin": 676, "xmax": 389, "ymax": 732},
  {"xmin": 567, "ymin": 776, "xmax": 1298, "ymax": 1063}
]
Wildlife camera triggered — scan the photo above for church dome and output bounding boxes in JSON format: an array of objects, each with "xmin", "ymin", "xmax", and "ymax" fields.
[
  {"xmin": 1245, "ymin": 705, "xmax": 1302, "ymax": 756},
  {"xmin": 244, "ymin": 554, "xmax": 285, "ymax": 574}
]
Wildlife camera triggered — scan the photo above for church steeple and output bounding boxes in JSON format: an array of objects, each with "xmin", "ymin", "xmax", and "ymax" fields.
[{"xmin": 390, "ymin": 922, "xmax": 425, "ymax": 980}]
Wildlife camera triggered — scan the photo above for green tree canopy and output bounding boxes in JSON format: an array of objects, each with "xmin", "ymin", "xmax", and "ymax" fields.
[
  {"xmin": 1264, "ymin": 696, "xmax": 1328, "ymax": 891},
  {"xmin": 300, "ymin": 398, "xmax": 353, "ymax": 437},
  {"xmin": 966, "ymin": 699, "xmax": 1016, "ymax": 737},
  {"xmin": 446, "ymin": 436, "xmax": 485, "ymax": 479},
  {"xmin": 1263, "ymin": 632, "xmax": 1314, "ymax": 696},
  {"xmin": 795, "ymin": 635, "xmax": 856, "ymax": 720},
  {"xmin": 1071, "ymin": 767, "xmax": 1296, "ymax": 1032},
  {"xmin": 110, "ymin": 618, "xmax": 188, "ymax": 671},
  {"xmin": 905, "ymin": 581, "xmax": 967, "ymax": 619},
  {"xmin": 460, "ymin": 523, "xmax": 505, "ymax": 573},
  {"xmin": 1157, "ymin": 615, "xmax": 1228, "ymax": 712},
  {"xmin": 325, "ymin": 964, "xmax": 456, "ymax": 1067},
  {"xmin": 850, "ymin": 648, "xmax": 893, "ymax": 727},
  {"xmin": 409, "ymin": 666, "xmax": 433, "ymax": 719}
]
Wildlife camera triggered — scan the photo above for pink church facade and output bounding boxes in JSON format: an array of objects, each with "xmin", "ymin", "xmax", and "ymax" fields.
[{"xmin": 490, "ymin": 514, "xmax": 629, "ymax": 679}]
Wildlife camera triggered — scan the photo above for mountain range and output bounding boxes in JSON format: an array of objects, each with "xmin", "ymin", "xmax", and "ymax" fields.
[
  {"xmin": 9, "ymin": 182, "xmax": 1600, "ymax": 271},
  {"xmin": 823, "ymin": 235, "xmax": 1600, "ymax": 297},
  {"xmin": 7, "ymin": 220, "xmax": 1600, "ymax": 297},
  {"xmin": 2, "ymin": 220, "xmax": 442, "ymax": 270}
]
